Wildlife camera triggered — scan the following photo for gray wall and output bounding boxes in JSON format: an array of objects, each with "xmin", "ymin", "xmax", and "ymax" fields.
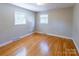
[
  {"xmin": 36, "ymin": 7, "xmax": 73, "ymax": 38},
  {"xmin": 72, "ymin": 3, "xmax": 79, "ymax": 51},
  {"xmin": 0, "ymin": 4, "xmax": 35, "ymax": 44}
]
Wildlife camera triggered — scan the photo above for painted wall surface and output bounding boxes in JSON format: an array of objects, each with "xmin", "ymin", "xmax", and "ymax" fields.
[
  {"xmin": 0, "ymin": 4, "xmax": 35, "ymax": 44},
  {"xmin": 72, "ymin": 4, "xmax": 79, "ymax": 51},
  {"xmin": 36, "ymin": 7, "xmax": 73, "ymax": 38}
]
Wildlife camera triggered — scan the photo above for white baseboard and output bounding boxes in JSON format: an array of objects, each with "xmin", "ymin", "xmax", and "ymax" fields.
[
  {"xmin": 0, "ymin": 32, "xmax": 34, "ymax": 47},
  {"xmin": 72, "ymin": 39, "xmax": 79, "ymax": 53},
  {"xmin": 0, "ymin": 40, "xmax": 13, "ymax": 47},
  {"xmin": 36, "ymin": 31, "xmax": 72, "ymax": 39},
  {"xmin": 20, "ymin": 32, "xmax": 34, "ymax": 39}
]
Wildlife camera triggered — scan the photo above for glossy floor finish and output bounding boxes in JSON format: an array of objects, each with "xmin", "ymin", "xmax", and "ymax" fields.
[{"xmin": 0, "ymin": 33, "xmax": 78, "ymax": 56}]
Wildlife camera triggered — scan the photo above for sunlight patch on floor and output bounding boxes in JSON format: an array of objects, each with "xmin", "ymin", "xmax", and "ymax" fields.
[{"xmin": 15, "ymin": 47, "xmax": 27, "ymax": 56}]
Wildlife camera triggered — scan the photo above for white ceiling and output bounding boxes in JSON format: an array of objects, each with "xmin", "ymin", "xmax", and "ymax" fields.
[{"xmin": 11, "ymin": 3, "xmax": 74, "ymax": 12}]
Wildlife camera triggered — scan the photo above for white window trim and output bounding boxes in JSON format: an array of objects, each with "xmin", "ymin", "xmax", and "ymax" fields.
[
  {"xmin": 40, "ymin": 14, "xmax": 48, "ymax": 24},
  {"xmin": 15, "ymin": 11, "xmax": 26, "ymax": 25}
]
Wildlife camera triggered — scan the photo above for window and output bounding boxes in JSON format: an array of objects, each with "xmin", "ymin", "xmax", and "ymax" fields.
[
  {"xmin": 40, "ymin": 14, "xmax": 48, "ymax": 24},
  {"xmin": 15, "ymin": 11, "xmax": 26, "ymax": 25}
]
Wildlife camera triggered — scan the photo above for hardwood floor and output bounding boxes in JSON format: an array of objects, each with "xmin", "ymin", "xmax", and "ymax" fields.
[{"xmin": 0, "ymin": 33, "xmax": 78, "ymax": 56}]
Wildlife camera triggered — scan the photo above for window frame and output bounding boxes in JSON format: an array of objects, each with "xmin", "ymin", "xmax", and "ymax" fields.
[
  {"xmin": 15, "ymin": 11, "xmax": 26, "ymax": 25},
  {"xmin": 40, "ymin": 14, "xmax": 48, "ymax": 24}
]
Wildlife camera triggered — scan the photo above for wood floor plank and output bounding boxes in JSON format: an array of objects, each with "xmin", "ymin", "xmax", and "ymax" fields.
[{"xmin": 0, "ymin": 33, "xmax": 78, "ymax": 56}]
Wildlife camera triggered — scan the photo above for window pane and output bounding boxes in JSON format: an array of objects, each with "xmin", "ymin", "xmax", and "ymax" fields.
[
  {"xmin": 40, "ymin": 14, "xmax": 48, "ymax": 24},
  {"xmin": 15, "ymin": 11, "xmax": 26, "ymax": 25}
]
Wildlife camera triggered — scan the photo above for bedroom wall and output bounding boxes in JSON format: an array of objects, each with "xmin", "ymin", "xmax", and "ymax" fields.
[
  {"xmin": 0, "ymin": 3, "xmax": 35, "ymax": 44},
  {"xmin": 35, "ymin": 7, "xmax": 73, "ymax": 38},
  {"xmin": 72, "ymin": 3, "xmax": 79, "ymax": 51}
]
